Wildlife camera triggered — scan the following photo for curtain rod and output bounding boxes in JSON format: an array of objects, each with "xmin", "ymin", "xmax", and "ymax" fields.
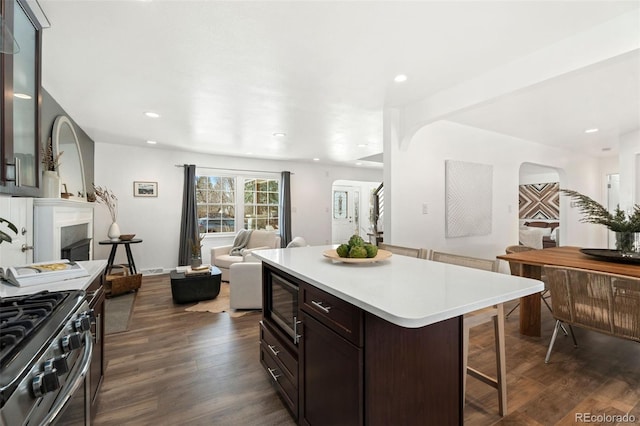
[{"xmin": 174, "ymin": 164, "xmax": 292, "ymax": 174}]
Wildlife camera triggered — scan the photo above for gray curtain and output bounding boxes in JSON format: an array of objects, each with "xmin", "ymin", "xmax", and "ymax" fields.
[
  {"xmin": 178, "ymin": 164, "xmax": 198, "ymax": 265},
  {"xmin": 279, "ymin": 171, "xmax": 292, "ymax": 247}
]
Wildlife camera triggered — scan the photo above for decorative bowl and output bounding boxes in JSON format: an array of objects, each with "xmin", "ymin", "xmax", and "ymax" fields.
[{"xmin": 119, "ymin": 234, "xmax": 135, "ymax": 241}]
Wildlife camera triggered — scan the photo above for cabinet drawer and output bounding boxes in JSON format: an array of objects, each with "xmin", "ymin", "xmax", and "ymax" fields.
[
  {"xmin": 260, "ymin": 344, "xmax": 298, "ymax": 417},
  {"xmin": 260, "ymin": 322, "xmax": 298, "ymax": 383},
  {"xmin": 301, "ymin": 283, "xmax": 363, "ymax": 346}
]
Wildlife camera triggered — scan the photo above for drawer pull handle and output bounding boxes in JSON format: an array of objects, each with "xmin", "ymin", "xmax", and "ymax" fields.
[
  {"xmin": 268, "ymin": 344, "xmax": 280, "ymax": 356},
  {"xmin": 311, "ymin": 300, "xmax": 331, "ymax": 313},
  {"xmin": 267, "ymin": 367, "xmax": 281, "ymax": 382}
]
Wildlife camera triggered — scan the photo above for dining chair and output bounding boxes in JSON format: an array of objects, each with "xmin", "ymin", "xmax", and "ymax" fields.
[
  {"xmin": 542, "ymin": 266, "xmax": 640, "ymax": 363},
  {"xmin": 378, "ymin": 243, "xmax": 429, "ymax": 259},
  {"xmin": 504, "ymin": 245, "xmax": 569, "ymax": 337},
  {"xmin": 429, "ymin": 250, "xmax": 507, "ymax": 416}
]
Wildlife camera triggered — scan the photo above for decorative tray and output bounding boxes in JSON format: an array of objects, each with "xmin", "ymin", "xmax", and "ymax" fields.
[
  {"xmin": 323, "ymin": 249, "xmax": 392, "ymax": 263},
  {"xmin": 579, "ymin": 248, "xmax": 640, "ymax": 265}
]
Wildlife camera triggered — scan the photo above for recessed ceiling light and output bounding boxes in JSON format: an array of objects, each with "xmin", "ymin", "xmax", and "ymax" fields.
[
  {"xmin": 394, "ymin": 74, "xmax": 407, "ymax": 83},
  {"xmin": 273, "ymin": 132, "xmax": 286, "ymax": 137},
  {"xmin": 584, "ymin": 128, "xmax": 599, "ymax": 133},
  {"xmin": 247, "ymin": 152, "xmax": 253, "ymax": 155},
  {"xmin": 357, "ymin": 143, "xmax": 368, "ymax": 148},
  {"xmin": 313, "ymin": 158, "xmax": 320, "ymax": 162},
  {"xmin": 146, "ymin": 140, "xmax": 157, "ymax": 145},
  {"xmin": 14, "ymin": 93, "xmax": 32, "ymax": 99},
  {"xmin": 355, "ymin": 162, "xmax": 363, "ymax": 166},
  {"xmin": 144, "ymin": 112, "xmax": 160, "ymax": 118}
]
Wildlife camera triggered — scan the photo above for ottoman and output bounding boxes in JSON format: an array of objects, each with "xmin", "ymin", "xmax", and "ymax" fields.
[{"xmin": 170, "ymin": 266, "xmax": 222, "ymax": 304}]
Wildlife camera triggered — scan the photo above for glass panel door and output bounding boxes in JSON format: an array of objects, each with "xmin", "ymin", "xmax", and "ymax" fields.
[{"xmin": 12, "ymin": 0, "xmax": 38, "ymax": 187}]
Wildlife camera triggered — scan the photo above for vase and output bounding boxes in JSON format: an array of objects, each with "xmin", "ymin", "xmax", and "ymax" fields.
[
  {"xmin": 615, "ymin": 232, "xmax": 640, "ymax": 254},
  {"xmin": 108, "ymin": 222, "xmax": 121, "ymax": 241},
  {"xmin": 190, "ymin": 255, "xmax": 202, "ymax": 268},
  {"xmin": 42, "ymin": 170, "xmax": 60, "ymax": 198}
]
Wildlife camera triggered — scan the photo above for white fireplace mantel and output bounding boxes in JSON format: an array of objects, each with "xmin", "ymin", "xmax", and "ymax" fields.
[{"xmin": 34, "ymin": 198, "xmax": 95, "ymax": 262}]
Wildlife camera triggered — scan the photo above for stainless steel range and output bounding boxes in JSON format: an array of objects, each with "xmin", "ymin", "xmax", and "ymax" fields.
[{"xmin": 0, "ymin": 290, "xmax": 94, "ymax": 426}]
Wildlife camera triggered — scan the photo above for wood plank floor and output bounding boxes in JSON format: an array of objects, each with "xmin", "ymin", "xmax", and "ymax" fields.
[{"xmin": 94, "ymin": 274, "xmax": 640, "ymax": 425}]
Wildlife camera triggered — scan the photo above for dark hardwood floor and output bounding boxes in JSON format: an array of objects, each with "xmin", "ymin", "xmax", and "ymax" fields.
[{"xmin": 94, "ymin": 274, "xmax": 640, "ymax": 425}]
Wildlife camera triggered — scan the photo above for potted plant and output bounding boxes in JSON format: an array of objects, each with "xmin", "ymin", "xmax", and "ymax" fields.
[
  {"xmin": 93, "ymin": 184, "xmax": 119, "ymax": 241},
  {"xmin": 40, "ymin": 139, "xmax": 63, "ymax": 198},
  {"xmin": 0, "ymin": 218, "xmax": 17, "ymax": 244},
  {"xmin": 561, "ymin": 189, "xmax": 640, "ymax": 253}
]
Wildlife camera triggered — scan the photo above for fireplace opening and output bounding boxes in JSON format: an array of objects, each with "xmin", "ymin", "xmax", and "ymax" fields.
[{"xmin": 61, "ymin": 238, "xmax": 92, "ymax": 261}]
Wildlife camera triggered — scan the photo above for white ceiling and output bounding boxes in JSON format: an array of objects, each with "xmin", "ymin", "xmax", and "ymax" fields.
[{"xmin": 37, "ymin": 0, "xmax": 640, "ymax": 167}]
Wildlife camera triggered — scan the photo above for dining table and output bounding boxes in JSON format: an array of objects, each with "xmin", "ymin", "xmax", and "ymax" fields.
[{"xmin": 497, "ymin": 246, "xmax": 640, "ymax": 337}]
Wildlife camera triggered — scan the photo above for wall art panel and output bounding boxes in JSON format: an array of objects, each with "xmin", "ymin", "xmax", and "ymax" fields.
[
  {"xmin": 519, "ymin": 182, "xmax": 559, "ymax": 219},
  {"xmin": 445, "ymin": 160, "xmax": 493, "ymax": 238}
]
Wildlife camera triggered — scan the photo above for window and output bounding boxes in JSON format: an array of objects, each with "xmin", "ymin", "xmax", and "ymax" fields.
[
  {"xmin": 244, "ymin": 178, "xmax": 279, "ymax": 230},
  {"xmin": 196, "ymin": 176, "xmax": 236, "ymax": 233},
  {"xmin": 196, "ymin": 173, "xmax": 279, "ymax": 234}
]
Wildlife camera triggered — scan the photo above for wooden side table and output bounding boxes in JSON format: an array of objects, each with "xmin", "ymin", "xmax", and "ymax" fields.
[{"xmin": 98, "ymin": 238, "xmax": 142, "ymax": 275}]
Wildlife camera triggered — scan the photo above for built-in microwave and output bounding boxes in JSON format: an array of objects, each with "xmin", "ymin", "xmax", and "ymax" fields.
[{"xmin": 265, "ymin": 268, "xmax": 300, "ymax": 344}]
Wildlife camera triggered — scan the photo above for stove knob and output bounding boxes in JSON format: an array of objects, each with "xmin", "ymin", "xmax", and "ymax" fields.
[
  {"xmin": 32, "ymin": 371, "xmax": 60, "ymax": 397},
  {"xmin": 60, "ymin": 332, "xmax": 83, "ymax": 353},
  {"xmin": 45, "ymin": 355, "xmax": 69, "ymax": 375},
  {"xmin": 74, "ymin": 315, "xmax": 91, "ymax": 332}
]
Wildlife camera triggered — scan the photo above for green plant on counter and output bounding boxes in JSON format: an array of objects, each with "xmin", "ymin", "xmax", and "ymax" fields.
[
  {"xmin": 0, "ymin": 217, "xmax": 18, "ymax": 244},
  {"xmin": 561, "ymin": 189, "xmax": 640, "ymax": 232}
]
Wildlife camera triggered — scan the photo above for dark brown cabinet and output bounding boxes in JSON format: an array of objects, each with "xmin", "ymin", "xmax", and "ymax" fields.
[
  {"xmin": 86, "ymin": 274, "xmax": 105, "ymax": 418},
  {"xmin": 298, "ymin": 310, "xmax": 363, "ymax": 426}
]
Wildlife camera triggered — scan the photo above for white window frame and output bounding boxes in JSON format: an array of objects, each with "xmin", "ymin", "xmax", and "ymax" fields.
[{"xmin": 195, "ymin": 170, "xmax": 280, "ymax": 236}]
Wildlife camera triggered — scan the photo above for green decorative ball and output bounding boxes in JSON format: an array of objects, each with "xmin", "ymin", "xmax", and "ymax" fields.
[
  {"xmin": 349, "ymin": 246, "xmax": 368, "ymax": 258},
  {"xmin": 364, "ymin": 244, "xmax": 378, "ymax": 258},
  {"xmin": 336, "ymin": 244, "xmax": 350, "ymax": 258},
  {"xmin": 348, "ymin": 234, "xmax": 365, "ymax": 247}
]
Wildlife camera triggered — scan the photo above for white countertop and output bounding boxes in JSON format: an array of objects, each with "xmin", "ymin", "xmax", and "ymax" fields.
[
  {"xmin": 252, "ymin": 245, "xmax": 544, "ymax": 328},
  {"xmin": 0, "ymin": 260, "xmax": 107, "ymax": 298}
]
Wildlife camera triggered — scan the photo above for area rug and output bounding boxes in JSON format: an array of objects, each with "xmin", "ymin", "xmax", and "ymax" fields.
[
  {"xmin": 105, "ymin": 291, "xmax": 136, "ymax": 334},
  {"xmin": 185, "ymin": 283, "xmax": 256, "ymax": 318}
]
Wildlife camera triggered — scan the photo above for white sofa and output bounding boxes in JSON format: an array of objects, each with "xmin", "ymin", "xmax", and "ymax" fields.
[{"xmin": 211, "ymin": 230, "xmax": 281, "ymax": 281}]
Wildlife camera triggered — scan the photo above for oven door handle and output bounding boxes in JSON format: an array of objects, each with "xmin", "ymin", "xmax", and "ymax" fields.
[{"xmin": 39, "ymin": 332, "xmax": 93, "ymax": 426}]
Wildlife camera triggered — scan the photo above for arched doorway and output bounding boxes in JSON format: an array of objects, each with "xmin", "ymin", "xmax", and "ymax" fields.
[{"xmin": 518, "ymin": 163, "xmax": 561, "ymax": 248}]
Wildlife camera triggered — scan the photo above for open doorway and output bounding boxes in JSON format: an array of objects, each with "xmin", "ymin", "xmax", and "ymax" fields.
[
  {"xmin": 607, "ymin": 173, "xmax": 620, "ymax": 249},
  {"xmin": 331, "ymin": 180, "xmax": 381, "ymax": 244},
  {"xmin": 518, "ymin": 163, "xmax": 561, "ymax": 249}
]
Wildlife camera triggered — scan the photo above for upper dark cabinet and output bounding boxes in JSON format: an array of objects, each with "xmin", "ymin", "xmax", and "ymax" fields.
[{"xmin": 1, "ymin": 0, "xmax": 43, "ymax": 196}]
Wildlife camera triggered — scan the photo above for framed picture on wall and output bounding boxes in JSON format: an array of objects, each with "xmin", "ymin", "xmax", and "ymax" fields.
[{"xmin": 133, "ymin": 181, "xmax": 158, "ymax": 197}]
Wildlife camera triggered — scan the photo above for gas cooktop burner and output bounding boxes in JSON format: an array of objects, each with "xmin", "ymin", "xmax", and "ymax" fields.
[{"xmin": 0, "ymin": 292, "xmax": 69, "ymax": 368}]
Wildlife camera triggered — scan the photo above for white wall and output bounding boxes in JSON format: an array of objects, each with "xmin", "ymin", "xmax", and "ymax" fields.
[
  {"xmin": 94, "ymin": 143, "xmax": 381, "ymax": 273},
  {"xmin": 387, "ymin": 120, "xmax": 605, "ymax": 271},
  {"xmin": 618, "ymin": 129, "xmax": 640, "ymax": 208}
]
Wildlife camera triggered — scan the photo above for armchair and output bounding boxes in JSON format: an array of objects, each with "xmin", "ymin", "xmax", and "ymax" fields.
[{"xmin": 211, "ymin": 230, "xmax": 281, "ymax": 281}]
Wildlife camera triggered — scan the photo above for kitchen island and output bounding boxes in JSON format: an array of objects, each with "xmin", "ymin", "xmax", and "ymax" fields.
[{"xmin": 253, "ymin": 246, "xmax": 543, "ymax": 425}]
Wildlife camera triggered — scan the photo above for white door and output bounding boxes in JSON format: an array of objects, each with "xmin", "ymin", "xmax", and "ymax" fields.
[
  {"xmin": 0, "ymin": 197, "xmax": 34, "ymax": 267},
  {"xmin": 332, "ymin": 186, "xmax": 360, "ymax": 244}
]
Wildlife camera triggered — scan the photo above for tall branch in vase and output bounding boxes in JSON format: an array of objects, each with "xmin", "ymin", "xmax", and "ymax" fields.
[{"xmin": 93, "ymin": 185, "xmax": 120, "ymax": 240}]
